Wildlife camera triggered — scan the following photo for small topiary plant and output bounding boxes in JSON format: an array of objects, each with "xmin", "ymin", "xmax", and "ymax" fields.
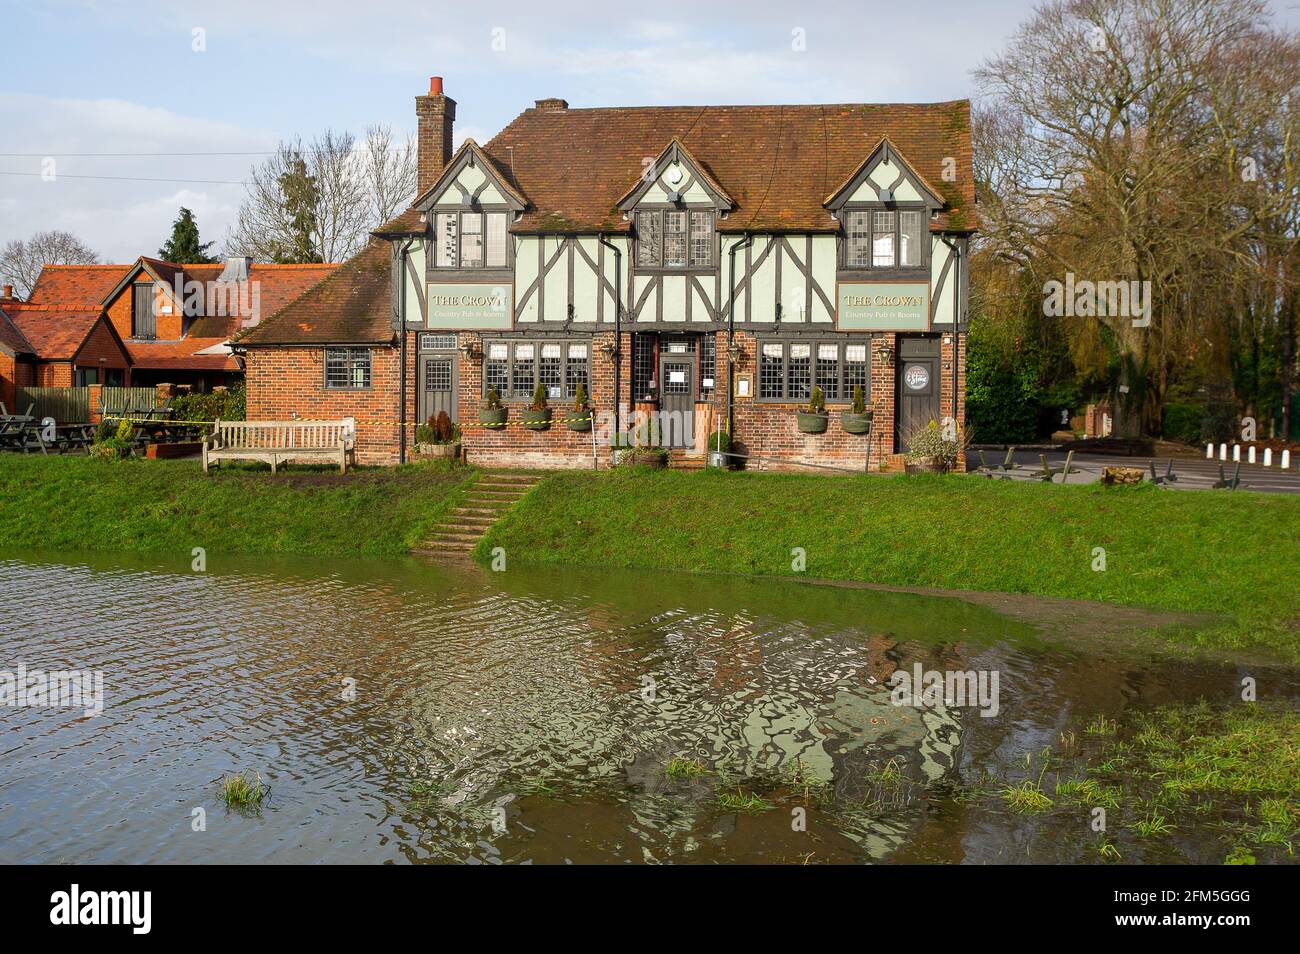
[
  {"xmin": 529, "ymin": 382, "xmax": 548, "ymax": 411},
  {"xmin": 807, "ymin": 386, "xmax": 826, "ymax": 415},
  {"xmin": 851, "ymin": 386, "xmax": 866, "ymax": 415},
  {"xmin": 573, "ymin": 382, "xmax": 588, "ymax": 409},
  {"xmin": 485, "ymin": 388, "xmax": 502, "ymax": 410}
]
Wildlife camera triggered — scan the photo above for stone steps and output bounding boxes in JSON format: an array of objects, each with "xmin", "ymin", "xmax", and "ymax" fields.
[{"xmin": 413, "ymin": 470, "xmax": 543, "ymax": 557}]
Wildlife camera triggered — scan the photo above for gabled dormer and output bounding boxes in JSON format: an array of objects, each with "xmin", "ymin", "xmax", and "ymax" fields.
[
  {"xmin": 824, "ymin": 138, "xmax": 944, "ymax": 274},
  {"xmin": 99, "ymin": 258, "xmax": 185, "ymax": 341},
  {"xmin": 414, "ymin": 139, "xmax": 526, "ymax": 272},
  {"xmin": 617, "ymin": 139, "xmax": 733, "ymax": 273}
]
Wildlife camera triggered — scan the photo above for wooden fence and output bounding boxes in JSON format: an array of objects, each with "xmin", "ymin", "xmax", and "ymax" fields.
[
  {"xmin": 99, "ymin": 386, "xmax": 160, "ymax": 416},
  {"xmin": 14, "ymin": 386, "xmax": 90, "ymax": 424}
]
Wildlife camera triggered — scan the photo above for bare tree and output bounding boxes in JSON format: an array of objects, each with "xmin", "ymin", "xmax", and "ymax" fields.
[
  {"xmin": 0, "ymin": 230, "xmax": 100, "ymax": 297},
  {"xmin": 225, "ymin": 125, "xmax": 417, "ymax": 263},
  {"xmin": 973, "ymin": 0, "xmax": 1300, "ymax": 434}
]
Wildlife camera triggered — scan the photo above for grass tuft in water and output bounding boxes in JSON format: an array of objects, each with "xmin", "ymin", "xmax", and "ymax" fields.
[
  {"xmin": 1085, "ymin": 716, "xmax": 1118, "ymax": 736},
  {"xmin": 519, "ymin": 776, "xmax": 557, "ymax": 797},
  {"xmin": 1129, "ymin": 807, "xmax": 1176, "ymax": 837},
  {"xmin": 716, "ymin": 785, "xmax": 770, "ymax": 815},
  {"xmin": 220, "ymin": 770, "xmax": 267, "ymax": 811},
  {"xmin": 665, "ymin": 757, "xmax": 709, "ymax": 779}
]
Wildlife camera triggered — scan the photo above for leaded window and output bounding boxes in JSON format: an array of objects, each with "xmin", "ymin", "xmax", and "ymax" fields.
[
  {"xmin": 481, "ymin": 339, "xmax": 593, "ymax": 401},
  {"xmin": 434, "ymin": 211, "xmax": 508, "ymax": 268},
  {"xmin": 636, "ymin": 209, "xmax": 713, "ymax": 268},
  {"xmin": 698, "ymin": 333, "xmax": 716, "ymax": 399},
  {"xmin": 845, "ymin": 211, "xmax": 871, "ymax": 268},
  {"xmin": 899, "ymin": 210, "xmax": 923, "ymax": 267},
  {"xmin": 757, "ymin": 339, "xmax": 872, "ymax": 403},
  {"xmin": 324, "ymin": 347, "xmax": 371, "ymax": 389},
  {"xmin": 872, "ymin": 211, "xmax": 896, "ymax": 267}
]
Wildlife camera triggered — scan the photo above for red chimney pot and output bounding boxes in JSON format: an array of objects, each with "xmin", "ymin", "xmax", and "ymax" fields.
[{"xmin": 428, "ymin": 76, "xmax": 443, "ymax": 95}]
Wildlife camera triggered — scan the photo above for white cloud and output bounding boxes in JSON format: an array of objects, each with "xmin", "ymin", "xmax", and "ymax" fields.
[{"xmin": 0, "ymin": 93, "xmax": 271, "ymax": 261}]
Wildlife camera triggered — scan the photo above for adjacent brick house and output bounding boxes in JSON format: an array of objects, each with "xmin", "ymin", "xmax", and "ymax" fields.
[
  {"xmin": 0, "ymin": 300, "xmax": 131, "ymax": 402},
  {"xmin": 239, "ymin": 77, "xmax": 974, "ymax": 469},
  {"xmin": 17, "ymin": 258, "xmax": 336, "ymax": 391}
]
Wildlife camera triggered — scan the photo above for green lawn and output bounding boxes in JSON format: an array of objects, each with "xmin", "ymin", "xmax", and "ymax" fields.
[
  {"xmin": 478, "ymin": 469, "xmax": 1300, "ymax": 659},
  {"xmin": 0, "ymin": 456, "xmax": 477, "ymax": 557}
]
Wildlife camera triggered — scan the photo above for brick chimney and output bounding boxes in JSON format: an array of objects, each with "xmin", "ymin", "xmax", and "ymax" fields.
[
  {"xmin": 416, "ymin": 76, "xmax": 456, "ymax": 195},
  {"xmin": 1, "ymin": 284, "xmax": 14, "ymax": 300}
]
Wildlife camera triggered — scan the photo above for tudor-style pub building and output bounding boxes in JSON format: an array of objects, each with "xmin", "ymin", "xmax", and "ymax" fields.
[{"xmin": 237, "ymin": 77, "xmax": 974, "ymax": 470}]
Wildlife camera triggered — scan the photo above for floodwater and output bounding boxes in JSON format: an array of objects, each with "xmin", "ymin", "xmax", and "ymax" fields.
[{"xmin": 0, "ymin": 551, "xmax": 1292, "ymax": 864}]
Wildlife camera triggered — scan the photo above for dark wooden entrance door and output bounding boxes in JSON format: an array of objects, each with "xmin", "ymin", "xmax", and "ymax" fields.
[
  {"xmin": 895, "ymin": 336, "xmax": 941, "ymax": 452},
  {"xmin": 419, "ymin": 353, "xmax": 457, "ymax": 426},
  {"xmin": 658, "ymin": 348, "xmax": 695, "ymax": 448}
]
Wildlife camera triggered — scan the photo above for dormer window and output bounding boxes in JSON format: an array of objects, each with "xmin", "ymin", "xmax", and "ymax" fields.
[
  {"xmin": 434, "ymin": 211, "xmax": 509, "ymax": 268},
  {"xmin": 636, "ymin": 210, "xmax": 713, "ymax": 268},
  {"xmin": 842, "ymin": 209, "xmax": 924, "ymax": 269}
]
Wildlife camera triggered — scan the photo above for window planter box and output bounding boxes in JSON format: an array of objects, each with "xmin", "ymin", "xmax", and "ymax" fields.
[
  {"xmin": 796, "ymin": 411, "xmax": 830, "ymax": 434},
  {"xmin": 479, "ymin": 407, "xmax": 508, "ymax": 429},
  {"xmin": 840, "ymin": 410, "xmax": 873, "ymax": 435},
  {"xmin": 415, "ymin": 442, "xmax": 460, "ymax": 459},
  {"xmin": 522, "ymin": 408, "xmax": 553, "ymax": 431}
]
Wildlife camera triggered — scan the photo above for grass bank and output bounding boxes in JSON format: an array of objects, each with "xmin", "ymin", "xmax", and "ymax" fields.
[
  {"xmin": 0, "ymin": 456, "xmax": 476, "ymax": 557},
  {"xmin": 479, "ymin": 469, "xmax": 1300, "ymax": 659}
]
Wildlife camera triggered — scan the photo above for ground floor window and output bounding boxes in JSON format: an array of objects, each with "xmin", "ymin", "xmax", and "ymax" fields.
[
  {"xmin": 483, "ymin": 338, "xmax": 590, "ymax": 400},
  {"xmin": 758, "ymin": 338, "xmax": 870, "ymax": 403},
  {"xmin": 75, "ymin": 367, "xmax": 98, "ymax": 386},
  {"xmin": 324, "ymin": 347, "xmax": 372, "ymax": 389}
]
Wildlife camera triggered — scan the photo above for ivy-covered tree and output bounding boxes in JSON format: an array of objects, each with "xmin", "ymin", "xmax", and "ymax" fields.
[{"xmin": 158, "ymin": 207, "xmax": 218, "ymax": 263}]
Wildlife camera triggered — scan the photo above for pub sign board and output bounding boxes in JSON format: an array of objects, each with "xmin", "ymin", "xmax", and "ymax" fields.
[
  {"xmin": 426, "ymin": 282, "xmax": 514, "ymax": 330},
  {"xmin": 836, "ymin": 281, "xmax": 930, "ymax": 332}
]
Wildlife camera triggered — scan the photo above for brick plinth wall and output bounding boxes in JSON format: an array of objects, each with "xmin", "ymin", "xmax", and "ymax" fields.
[
  {"xmin": 244, "ymin": 346, "xmax": 402, "ymax": 464},
  {"xmin": 244, "ymin": 328, "xmax": 967, "ymax": 471}
]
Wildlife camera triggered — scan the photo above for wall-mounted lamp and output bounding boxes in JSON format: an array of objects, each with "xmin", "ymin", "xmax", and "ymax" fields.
[
  {"xmin": 599, "ymin": 340, "xmax": 617, "ymax": 360},
  {"xmin": 727, "ymin": 340, "xmax": 743, "ymax": 365},
  {"xmin": 462, "ymin": 340, "xmax": 481, "ymax": 361},
  {"xmin": 878, "ymin": 340, "xmax": 895, "ymax": 364}
]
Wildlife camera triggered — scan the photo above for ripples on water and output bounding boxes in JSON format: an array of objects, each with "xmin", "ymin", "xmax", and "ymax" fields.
[{"xmin": 0, "ymin": 551, "xmax": 1273, "ymax": 863}]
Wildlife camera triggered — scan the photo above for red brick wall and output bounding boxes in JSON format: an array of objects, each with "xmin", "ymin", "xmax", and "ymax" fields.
[
  {"xmin": 105, "ymin": 280, "xmax": 183, "ymax": 341},
  {"xmin": 244, "ymin": 346, "xmax": 402, "ymax": 464},
  {"xmin": 246, "ymin": 328, "xmax": 968, "ymax": 472},
  {"xmin": 0, "ymin": 353, "xmax": 14, "ymax": 413},
  {"xmin": 36, "ymin": 361, "xmax": 73, "ymax": 387},
  {"xmin": 74, "ymin": 317, "xmax": 131, "ymax": 377}
]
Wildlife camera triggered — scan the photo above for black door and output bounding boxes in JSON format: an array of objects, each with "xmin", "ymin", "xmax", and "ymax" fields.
[
  {"xmin": 895, "ymin": 336, "xmax": 941, "ymax": 452},
  {"xmin": 658, "ymin": 350, "xmax": 695, "ymax": 448},
  {"xmin": 418, "ymin": 353, "xmax": 457, "ymax": 426}
]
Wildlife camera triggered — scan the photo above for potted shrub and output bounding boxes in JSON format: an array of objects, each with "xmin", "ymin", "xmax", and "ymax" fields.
[
  {"xmin": 415, "ymin": 411, "xmax": 461, "ymax": 459},
  {"xmin": 841, "ymin": 386, "xmax": 873, "ymax": 435},
  {"xmin": 904, "ymin": 420, "xmax": 963, "ymax": 474},
  {"xmin": 523, "ymin": 383, "xmax": 553, "ymax": 430},
  {"xmin": 707, "ymin": 428, "xmax": 732, "ymax": 468},
  {"xmin": 796, "ymin": 386, "xmax": 829, "ymax": 434},
  {"xmin": 479, "ymin": 388, "xmax": 507, "ymax": 429},
  {"xmin": 565, "ymin": 383, "xmax": 592, "ymax": 432}
]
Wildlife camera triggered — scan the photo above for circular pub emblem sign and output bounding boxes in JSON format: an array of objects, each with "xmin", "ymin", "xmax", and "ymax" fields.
[{"xmin": 905, "ymin": 364, "xmax": 929, "ymax": 391}]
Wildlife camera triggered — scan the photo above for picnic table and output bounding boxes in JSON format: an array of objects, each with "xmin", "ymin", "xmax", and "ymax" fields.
[{"xmin": 0, "ymin": 418, "xmax": 95, "ymax": 454}]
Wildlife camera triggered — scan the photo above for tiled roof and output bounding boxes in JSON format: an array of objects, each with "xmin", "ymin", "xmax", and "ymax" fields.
[
  {"xmin": 0, "ymin": 308, "xmax": 34, "ymax": 354},
  {"xmin": 235, "ymin": 240, "xmax": 394, "ymax": 346},
  {"xmin": 27, "ymin": 264, "xmax": 125, "ymax": 306},
  {"xmin": 2, "ymin": 304, "xmax": 102, "ymax": 360},
  {"xmin": 377, "ymin": 100, "xmax": 975, "ymax": 236},
  {"xmin": 127, "ymin": 337, "xmax": 239, "ymax": 371}
]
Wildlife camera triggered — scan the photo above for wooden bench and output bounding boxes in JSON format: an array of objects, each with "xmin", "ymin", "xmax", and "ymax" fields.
[{"xmin": 202, "ymin": 419, "xmax": 356, "ymax": 475}]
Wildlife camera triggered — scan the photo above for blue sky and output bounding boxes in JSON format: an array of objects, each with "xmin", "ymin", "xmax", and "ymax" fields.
[{"xmin": 2, "ymin": 0, "xmax": 1297, "ymax": 262}]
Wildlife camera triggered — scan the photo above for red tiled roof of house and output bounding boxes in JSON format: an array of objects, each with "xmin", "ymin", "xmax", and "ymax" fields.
[
  {"xmin": 2, "ymin": 303, "xmax": 101, "ymax": 359},
  {"xmin": 0, "ymin": 308, "xmax": 35, "ymax": 354},
  {"xmin": 379, "ymin": 100, "xmax": 976, "ymax": 235},
  {"xmin": 234, "ymin": 240, "xmax": 394, "ymax": 346},
  {"xmin": 127, "ymin": 337, "xmax": 239, "ymax": 371},
  {"xmin": 27, "ymin": 264, "xmax": 125, "ymax": 307}
]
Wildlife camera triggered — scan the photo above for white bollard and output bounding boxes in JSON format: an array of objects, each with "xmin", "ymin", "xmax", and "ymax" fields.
[
  {"xmin": 1263, "ymin": 448, "xmax": 1272, "ymax": 467},
  {"xmin": 1233, "ymin": 444, "xmax": 1241, "ymax": 463},
  {"xmin": 1248, "ymin": 446, "xmax": 1256, "ymax": 464},
  {"xmin": 1206, "ymin": 443, "xmax": 1215, "ymax": 459},
  {"xmin": 1283, "ymin": 449, "xmax": 1292, "ymax": 470},
  {"xmin": 1220, "ymin": 443, "xmax": 1228, "ymax": 461}
]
